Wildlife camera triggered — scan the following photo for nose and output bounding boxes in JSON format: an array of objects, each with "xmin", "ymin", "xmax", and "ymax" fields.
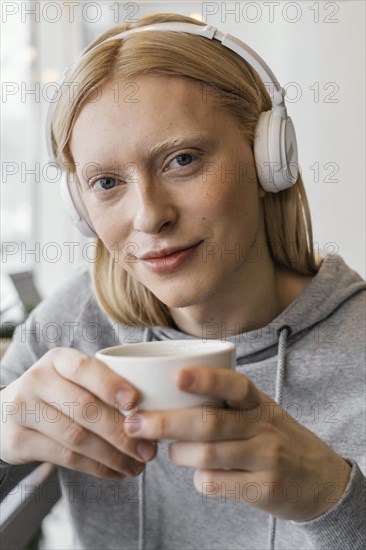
[{"xmin": 132, "ymin": 176, "xmax": 177, "ymax": 234}]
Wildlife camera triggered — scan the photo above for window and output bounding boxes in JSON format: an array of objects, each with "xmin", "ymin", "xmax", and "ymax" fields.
[{"xmin": 1, "ymin": 14, "xmax": 35, "ymax": 323}]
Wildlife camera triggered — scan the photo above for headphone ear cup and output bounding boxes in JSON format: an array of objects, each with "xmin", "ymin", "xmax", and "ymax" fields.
[
  {"xmin": 60, "ymin": 172, "xmax": 98, "ymax": 238},
  {"xmin": 280, "ymin": 115, "xmax": 299, "ymax": 188},
  {"xmin": 254, "ymin": 110, "xmax": 276, "ymax": 192},
  {"xmin": 254, "ymin": 110, "xmax": 299, "ymax": 193}
]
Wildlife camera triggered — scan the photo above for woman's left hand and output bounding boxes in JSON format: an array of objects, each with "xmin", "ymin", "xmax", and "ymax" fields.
[{"xmin": 124, "ymin": 366, "xmax": 352, "ymax": 521}]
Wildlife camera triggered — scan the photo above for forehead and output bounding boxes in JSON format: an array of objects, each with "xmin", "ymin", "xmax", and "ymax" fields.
[{"xmin": 70, "ymin": 75, "xmax": 227, "ymax": 155}]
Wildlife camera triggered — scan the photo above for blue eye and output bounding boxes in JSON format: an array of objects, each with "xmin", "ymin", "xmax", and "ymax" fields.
[
  {"xmin": 173, "ymin": 154, "xmax": 193, "ymax": 167},
  {"xmin": 90, "ymin": 177, "xmax": 121, "ymax": 192},
  {"xmin": 96, "ymin": 177, "xmax": 116, "ymax": 189}
]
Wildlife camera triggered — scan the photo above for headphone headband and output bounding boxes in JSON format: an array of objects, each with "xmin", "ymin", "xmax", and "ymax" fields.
[
  {"xmin": 46, "ymin": 22, "xmax": 287, "ymax": 161},
  {"xmin": 86, "ymin": 23, "xmax": 287, "ymax": 104}
]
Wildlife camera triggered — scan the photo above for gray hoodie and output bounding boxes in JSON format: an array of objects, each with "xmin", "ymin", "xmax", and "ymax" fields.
[{"xmin": 1, "ymin": 252, "xmax": 365, "ymax": 550}]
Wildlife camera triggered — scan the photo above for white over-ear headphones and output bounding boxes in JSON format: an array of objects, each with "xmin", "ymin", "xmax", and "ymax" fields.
[{"xmin": 46, "ymin": 21, "xmax": 299, "ymax": 239}]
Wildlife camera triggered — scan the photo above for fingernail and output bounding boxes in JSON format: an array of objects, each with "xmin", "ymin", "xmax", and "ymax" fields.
[
  {"xmin": 137, "ymin": 441, "xmax": 156, "ymax": 462},
  {"xmin": 179, "ymin": 371, "xmax": 194, "ymax": 389},
  {"xmin": 116, "ymin": 390, "xmax": 136, "ymax": 409},
  {"xmin": 128, "ymin": 461, "xmax": 144, "ymax": 476},
  {"xmin": 125, "ymin": 415, "xmax": 142, "ymax": 434}
]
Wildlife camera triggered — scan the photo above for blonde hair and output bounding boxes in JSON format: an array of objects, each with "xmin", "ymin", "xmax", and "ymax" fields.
[{"xmin": 51, "ymin": 12, "xmax": 321, "ymax": 328}]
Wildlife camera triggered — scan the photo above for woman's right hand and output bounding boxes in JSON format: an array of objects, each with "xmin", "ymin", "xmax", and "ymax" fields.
[{"xmin": 0, "ymin": 347, "xmax": 157, "ymax": 479}]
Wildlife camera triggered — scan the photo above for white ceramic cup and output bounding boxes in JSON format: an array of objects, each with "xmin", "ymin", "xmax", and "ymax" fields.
[{"xmin": 96, "ymin": 339, "xmax": 236, "ymax": 411}]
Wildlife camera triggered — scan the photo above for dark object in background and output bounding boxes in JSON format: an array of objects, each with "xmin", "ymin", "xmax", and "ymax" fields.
[
  {"xmin": 9, "ymin": 271, "xmax": 42, "ymax": 312},
  {"xmin": 0, "ymin": 271, "xmax": 42, "ymax": 338}
]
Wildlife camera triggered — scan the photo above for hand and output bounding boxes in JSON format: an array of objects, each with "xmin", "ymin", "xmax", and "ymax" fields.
[
  {"xmin": 124, "ymin": 366, "xmax": 352, "ymax": 521},
  {"xmin": 0, "ymin": 347, "xmax": 157, "ymax": 479}
]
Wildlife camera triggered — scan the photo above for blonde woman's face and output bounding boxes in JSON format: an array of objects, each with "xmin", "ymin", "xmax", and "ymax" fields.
[{"xmin": 70, "ymin": 75, "xmax": 266, "ymax": 308}]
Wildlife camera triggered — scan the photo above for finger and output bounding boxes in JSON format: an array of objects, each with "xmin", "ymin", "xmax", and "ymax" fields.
[
  {"xmin": 23, "ymin": 400, "xmax": 146, "ymax": 477},
  {"xmin": 124, "ymin": 405, "xmax": 261, "ymax": 441},
  {"xmin": 33, "ymin": 371, "xmax": 157, "ymax": 463},
  {"xmin": 175, "ymin": 367, "xmax": 262, "ymax": 410},
  {"xmin": 169, "ymin": 437, "xmax": 271, "ymax": 471},
  {"xmin": 20, "ymin": 427, "xmax": 133, "ymax": 479},
  {"xmin": 47, "ymin": 347, "xmax": 140, "ymax": 410}
]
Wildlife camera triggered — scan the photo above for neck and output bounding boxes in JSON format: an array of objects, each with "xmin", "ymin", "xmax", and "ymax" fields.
[{"xmin": 169, "ymin": 253, "xmax": 314, "ymax": 340}]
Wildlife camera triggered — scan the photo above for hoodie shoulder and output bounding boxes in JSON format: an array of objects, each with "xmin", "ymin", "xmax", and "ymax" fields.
[
  {"xmin": 34, "ymin": 262, "xmax": 94, "ymax": 320},
  {"xmin": 1, "ymin": 264, "xmax": 98, "ymax": 383}
]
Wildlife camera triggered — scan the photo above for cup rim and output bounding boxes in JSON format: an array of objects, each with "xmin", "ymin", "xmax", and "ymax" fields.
[{"xmin": 96, "ymin": 339, "xmax": 236, "ymax": 360}]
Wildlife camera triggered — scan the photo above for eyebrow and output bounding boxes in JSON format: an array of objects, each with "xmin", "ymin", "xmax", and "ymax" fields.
[
  {"xmin": 79, "ymin": 132, "xmax": 216, "ymax": 179},
  {"xmin": 145, "ymin": 132, "xmax": 216, "ymax": 160}
]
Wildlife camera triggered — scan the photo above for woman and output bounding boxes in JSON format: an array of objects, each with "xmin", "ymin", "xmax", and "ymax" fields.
[{"xmin": 1, "ymin": 13, "xmax": 365, "ymax": 550}]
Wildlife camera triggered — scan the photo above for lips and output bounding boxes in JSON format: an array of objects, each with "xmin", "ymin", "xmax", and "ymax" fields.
[
  {"xmin": 139, "ymin": 241, "xmax": 203, "ymax": 274},
  {"xmin": 140, "ymin": 241, "xmax": 203, "ymax": 260}
]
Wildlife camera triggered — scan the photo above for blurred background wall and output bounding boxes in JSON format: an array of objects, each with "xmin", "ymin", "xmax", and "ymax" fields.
[{"xmin": 1, "ymin": 0, "xmax": 365, "ymax": 319}]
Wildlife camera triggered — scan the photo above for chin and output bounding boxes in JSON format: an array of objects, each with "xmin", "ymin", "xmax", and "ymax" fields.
[
  {"xmin": 151, "ymin": 281, "xmax": 219, "ymax": 310},
  {"xmin": 152, "ymin": 291, "xmax": 197, "ymax": 309}
]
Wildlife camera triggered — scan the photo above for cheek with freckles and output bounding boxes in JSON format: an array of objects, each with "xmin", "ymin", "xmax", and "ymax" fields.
[{"xmin": 86, "ymin": 207, "xmax": 132, "ymax": 264}]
